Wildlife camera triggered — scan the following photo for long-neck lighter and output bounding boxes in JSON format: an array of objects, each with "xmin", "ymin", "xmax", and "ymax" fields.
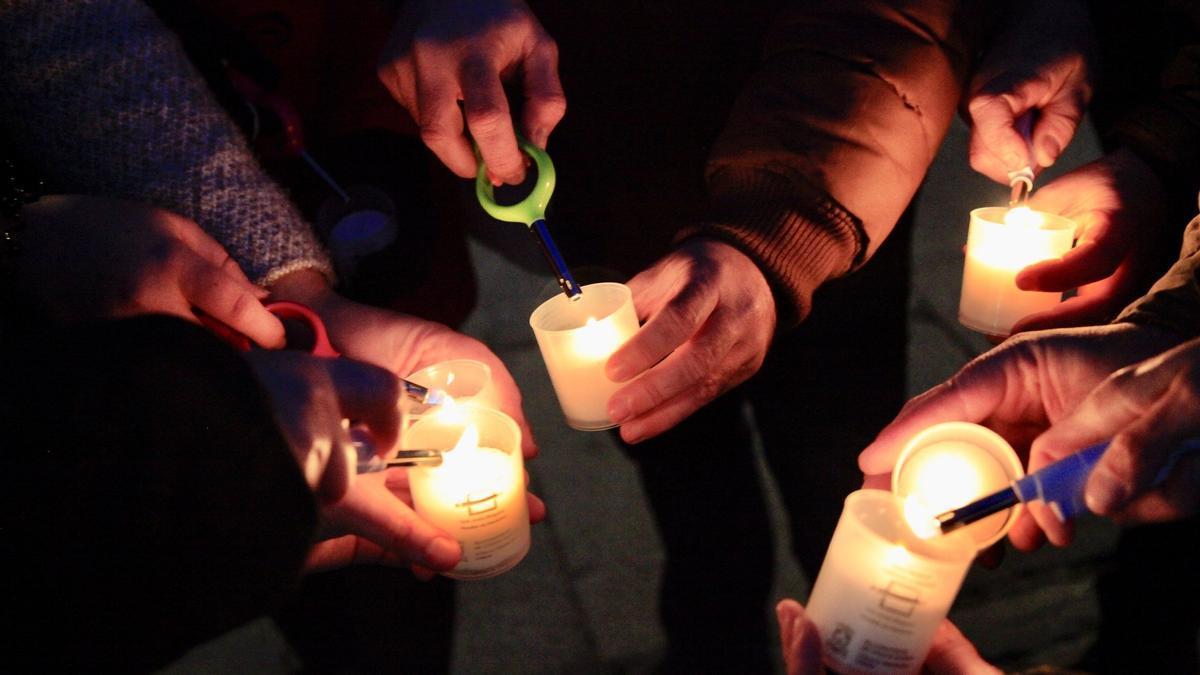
[{"xmin": 936, "ymin": 437, "xmax": 1200, "ymax": 534}]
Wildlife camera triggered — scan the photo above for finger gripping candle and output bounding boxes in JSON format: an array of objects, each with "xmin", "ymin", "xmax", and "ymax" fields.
[
  {"xmin": 959, "ymin": 206, "xmax": 1075, "ymax": 336},
  {"xmin": 404, "ymin": 406, "xmax": 530, "ymax": 580},
  {"xmin": 805, "ymin": 490, "xmax": 975, "ymax": 675},
  {"xmin": 529, "ymin": 282, "xmax": 639, "ymax": 430}
]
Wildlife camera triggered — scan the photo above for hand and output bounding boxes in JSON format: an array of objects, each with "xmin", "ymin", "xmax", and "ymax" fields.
[
  {"xmin": 19, "ymin": 195, "xmax": 283, "ymax": 348},
  {"xmin": 775, "ymin": 599, "xmax": 998, "ymax": 675},
  {"xmin": 270, "ymin": 269, "xmax": 537, "ymax": 458},
  {"xmin": 306, "ymin": 467, "xmax": 547, "ymax": 575},
  {"xmin": 377, "ymin": 0, "xmax": 565, "ymax": 185},
  {"xmin": 1026, "ymin": 337, "xmax": 1200, "ymax": 545},
  {"xmin": 966, "ymin": 0, "xmax": 1095, "ymax": 182},
  {"xmin": 605, "ymin": 238, "xmax": 776, "ymax": 444},
  {"xmin": 1010, "ymin": 149, "xmax": 1168, "ymax": 332},
  {"xmin": 858, "ymin": 323, "xmax": 1181, "ymax": 551},
  {"xmin": 246, "ymin": 350, "xmax": 402, "ymax": 504}
]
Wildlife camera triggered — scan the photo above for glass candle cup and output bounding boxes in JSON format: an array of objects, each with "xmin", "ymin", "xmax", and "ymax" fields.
[
  {"xmin": 403, "ymin": 406, "xmax": 530, "ymax": 580},
  {"xmin": 529, "ymin": 282, "xmax": 639, "ymax": 430},
  {"xmin": 958, "ymin": 206, "xmax": 1075, "ymax": 336},
  {"xmin": 806, "ymin": 490, "xmax": 976, "ymax": 675}
]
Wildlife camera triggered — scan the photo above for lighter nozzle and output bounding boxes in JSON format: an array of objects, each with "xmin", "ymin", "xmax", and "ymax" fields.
[{"xmin": 1008, "ymin": 166, "xmax": 1034, "ymax": 208}]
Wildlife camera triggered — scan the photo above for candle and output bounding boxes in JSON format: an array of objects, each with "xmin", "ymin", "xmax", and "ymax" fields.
[
  {"xmin": 529, "ymin": 282, "xmax": 639, "ymax": 430},
  {"xmin": 891, "ymin": 422, "xmax": 1025, "ymax": 548},
  {"xmin": 404, "ymin": 359, "xmax": 500, "ymax": 418},
  {"xmin": 805, "ymin": 490, "xmax": 976, "ymax": 675},
  {"xmin": 805, "ymin": 423, "xmax": 1025, "ymax": 673},
  {"xmin": 958, "ymin": 206, "xmax": 1075, "ymax": 336},
  {"xmin": 404, "ymin": 406, "xmax": 530, "ymax": 580}
]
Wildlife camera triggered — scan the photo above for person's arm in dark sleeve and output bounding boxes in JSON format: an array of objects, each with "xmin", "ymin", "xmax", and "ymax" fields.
[
  {"xmin": 1118, "ymin": 213, "xmax": 1200, "ymax": 338},
  {"xmin": 690, "ymin": 0, "xmax": 995, "ymax": 326}
]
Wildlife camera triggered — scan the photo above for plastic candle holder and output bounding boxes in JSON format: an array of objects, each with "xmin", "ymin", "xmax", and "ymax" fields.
[
  {"xmin": 892, "ymin": 421, "xmax": 1025, "ymax": 548},
  {"xmin": 404, "ymin": 359, "xmax": 499, "ymax": 418},
  {"xmin": 806, "ymin": 490, "xmax": 976, "ymax": 675},
  {"xmin": 404, "ymin": 406, "xmax": 530, "ymax": 580},
  {"xmin": 958, "ymin": 206, "xmax": 1075, "ymax": 336},
  {"xmin": 529, "ymin": 282, "xmax": 639, "ymax": 430}
]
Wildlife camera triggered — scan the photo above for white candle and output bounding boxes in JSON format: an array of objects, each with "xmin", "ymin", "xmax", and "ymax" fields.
[
  {"xmin": 806, "ymin": 490, "xmax": 976, "ymax": 675},
  {"xmin": 404, "ymin": 406, "xmax": 530, "ymax": 580},
  {"xmin": 959, "ymin": 206, "xmax": 1075, "ymax": 336},
  {"xmin": 529, "ymin": 282, "xmax": 639, "ymax": 430},
  {"xmin": 404, "ymin": 359, "xmax": 500, "ymax": 419},
  {"xmin": 891, "ymin": 422, "xmax": 1025, "ymax": 548},
  {"xmin": 806, "ymin": 423, "xmax": 1026, "ymax": 673}
]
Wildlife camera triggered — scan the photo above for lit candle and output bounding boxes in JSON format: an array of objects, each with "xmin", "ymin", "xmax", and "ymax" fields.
[
  {"xmin": 806, "ymin": 490, "xmax": 976, "ymax": 675},
  {"xmin": 805, "ymin": 423, "xmax": 1025, "ymax": 673},
  {"xmin": 529, "ymin": 282, "xmax": 639, "ymax": 430},
  {"xmin": 891, "ymin": 422, "xmax": 1024, "ymax": 548},
  {"xmin": 959, "ymin": 206, "xmax": 1075, "ymax": 336},
  {"xmin": 404, "ymin": 406, "xmax": 530, "ymax": 580},
  {"xmin": 404, "ymin": 359, "xmax": 500, "ymax": 418}
]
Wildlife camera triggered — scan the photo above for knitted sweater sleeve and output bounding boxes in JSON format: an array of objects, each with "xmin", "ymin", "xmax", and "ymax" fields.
[
  {"xmin": 0, "ymin": 0, "xmax": 333, "ymax": 286},
  {"xmin": 687, "ymin": 0, "xmax": 992, "ymax": 326}
]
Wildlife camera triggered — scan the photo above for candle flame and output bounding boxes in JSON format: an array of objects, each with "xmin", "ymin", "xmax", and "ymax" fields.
[
  {"xmin": 902, "ymin": 446, "xmax": 986, "ymax": 515},
  {"xmin": 903, "ymin": 496, "xmax": 942, "ymax": 540},
  {"xmin": 433, "ymin": 394, "xmax": 465, "ymax": 424},
  {"xmin": 451, "ymin": 424, "xmax": 480, "ymax": 454},
  {"xmin": 572, "ymin": 316, "xmax": 622, "ymax": 360},
  {"xmin": 1003, "ymin": 206, "xmax": 1044, "ymax": 229}
]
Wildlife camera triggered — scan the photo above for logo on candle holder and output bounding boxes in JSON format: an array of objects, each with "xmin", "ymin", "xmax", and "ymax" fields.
[
  {"xmin": 872, "ymin": 580, "xmax": 921, "ymax": 617},
  {"xmin": 457, "ymin": 492, "xmax": 499, "ymax": 515},
  {"xmin": 829, "ymin": 623, "xmax": 854, "ymax": 657}
]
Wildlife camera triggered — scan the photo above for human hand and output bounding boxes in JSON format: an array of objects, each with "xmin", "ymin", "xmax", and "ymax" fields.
[
  {"xmin": 775, "ymin": 599, "xmax": 998, "ymax": 675},
  {"xmin": 605, "ymin": 238, "xmax": 776, "ymax": 444},
  {"xmin": 858, "ymin": 323, "xmax": 1181, "ymax": 551},
  {"xmin": 377, "ymin": 0, "xmax": 565, "ymax": 185},
  {"xmin": 966, "ymin": 0, "xmax": 1095, "ymax": 182},
  {"xmin": 1023, "ymin": 337, "xmax": 1200, "ymax": 546},
  {"xmin": 19, "ymin": 195, "xmax": 284, "ymax": 348},
  {"xmin": 270, "ymin": 269, "xmax": 537, "ymax": 458},
  {"xmin": 1010, "ymin": 149, "xmax": 1168, "ymax": 332},
  {"xmin": 245, "ymin": 350, "xmax": 401, "ymax": 505},
  {"xmin": 305, "ymin": 467, "xmax": 547, "ymax": 575}
]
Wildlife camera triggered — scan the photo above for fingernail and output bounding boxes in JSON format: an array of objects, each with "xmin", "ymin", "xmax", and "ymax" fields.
[
  {"xmin": 424, "ymin": 537, "xmax": 460, "ymax": 567},
  {"xmin": 1085, "ymin": 468, "xmax": 1126, "ymax": 515},
  {"xmin": 531, "ymin": 128, "xmax": 548, "ymax": 148},
  {"xmin": 1014, "ymin": 269, "xmax": 1033, "ymax": 290},
  {"xmin": 608, "ymin": 397, "xmax": 631, "ymax": 424},
  {"xmin": 607, "ymin": 359, "xmax": 632, "ymax": 383}
]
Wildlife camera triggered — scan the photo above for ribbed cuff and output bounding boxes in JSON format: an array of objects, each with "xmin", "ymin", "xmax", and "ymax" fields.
[
  {"xmin": 258, "ymin": 257, "xmax": 337, "ymax": 289},
  {"xmin": 683, "ymin": 165, "xmax": 865, "ymax": 328}
]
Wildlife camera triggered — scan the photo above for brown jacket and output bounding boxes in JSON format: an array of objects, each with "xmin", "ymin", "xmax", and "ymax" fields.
[{"xmin": 689, "ymin": 0, "xmax": 995, "ymax": 325}]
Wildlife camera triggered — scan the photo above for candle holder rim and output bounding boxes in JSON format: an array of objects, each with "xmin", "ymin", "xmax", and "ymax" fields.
[
  {"xmin": 892, "ymin": 421, "xmax": 1025, "ymax": 550},
  {"xmin": 402, "ymin": 404, "xmax": 522, "ymax": 456},
  {"xmin": 405, "ymin": 358, "xmax": 493, "ymax": 387},
  {"xmin": 844, "ymin": 488, "xmax": 977, "ymax": 562},
  {"xmin": 528, "ymin": 281, "xmax": 633, "ymax": 333},
  {"xmin": 969, "ymin": 205, "xmax": 1077, "ymax": 232}
]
